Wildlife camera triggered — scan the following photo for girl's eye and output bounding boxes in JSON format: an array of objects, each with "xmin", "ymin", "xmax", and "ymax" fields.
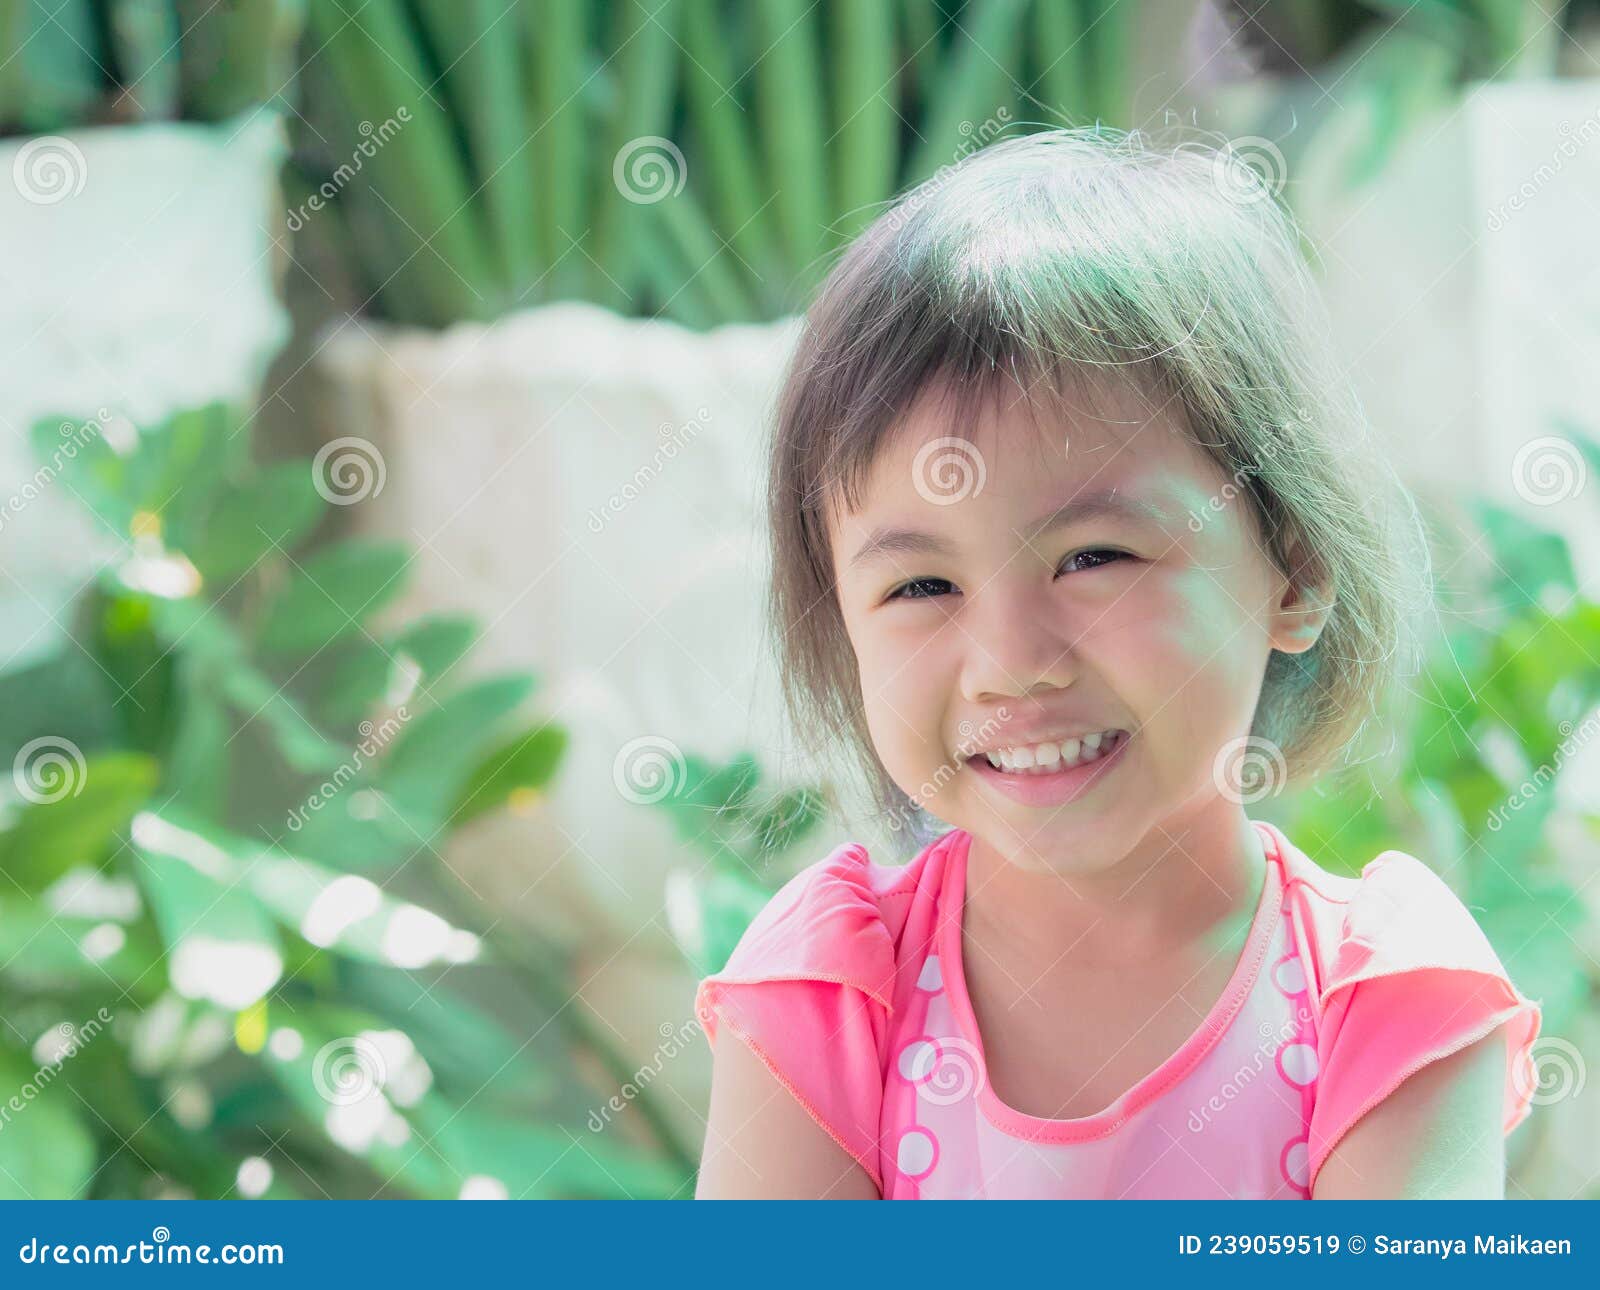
[
  {"xmin": 886, "ymin": 551, "xmax": 1127, "ymax": 602},
  {"xmin": 1059, "ymin": 548, "xmax": 1127, "ymax": 574},
  {"xmin": 885, "ymin": 576, "xmax": 955, "ymax": 602}
]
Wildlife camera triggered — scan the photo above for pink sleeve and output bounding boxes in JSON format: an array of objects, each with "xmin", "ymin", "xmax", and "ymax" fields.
[
  {"xmin": 694, "ymin": 845, "xmax": 896, "ymax": 1191},
  {"xmin": 1305, "ymin": 853, "xmax": 1542, "ymax": 1191}
]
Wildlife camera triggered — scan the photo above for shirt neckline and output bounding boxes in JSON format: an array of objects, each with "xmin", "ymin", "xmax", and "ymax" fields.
[{"xmin": 935, "ymin": 819, "xmax": 1286, "ymax": 1144}]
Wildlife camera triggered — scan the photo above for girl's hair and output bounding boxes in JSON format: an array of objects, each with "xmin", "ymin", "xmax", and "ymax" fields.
[{"xmin": 764, "ymin": 125, "xmax": 1433, "ymax": 847}]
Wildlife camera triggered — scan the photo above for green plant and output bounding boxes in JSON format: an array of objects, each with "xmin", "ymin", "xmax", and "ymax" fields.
[
  {"xmin": 647, "ymin": 750, "xmax": 826, "ymax": 977},
  {"xmin": 1272, "ymin": 424, "xmax": 1600, "ymax": 1190},
  {"xmin": 1226, "ymin": 1, "xmax": 1592, "ymax": 187},
  {"xmin": 0, "ymin": 401, "xmax": 694, "ymax": 1198},
  {"xmin": 288, "ymin": 0, "xmax": 1145, "ymax": 330},
  {"xmin": 0, "ymin": 1, "xmax": 306, "ymax": 133}
]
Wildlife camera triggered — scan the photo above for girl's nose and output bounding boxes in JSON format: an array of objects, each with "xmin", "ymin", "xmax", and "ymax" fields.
[{"xmin": 958, "ymin": 585, "xmax": 1078, "ymax": 704}]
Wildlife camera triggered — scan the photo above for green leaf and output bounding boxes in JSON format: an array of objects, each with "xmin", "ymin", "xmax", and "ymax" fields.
[
  {"xmin": 130, "ymin": 811, "xmax": 284, "ymax": 1011},
  {"xmin": 0, "ymin": 1050, "xmax": 96, "ymax": 1198},
  {"xmin": 186, "ymin": 460, "xmax": 326, "ymax": 579},
  {"xmin": 450, "ymin": 724, "xmax": 568, "ymax": 827},
  {"xmin": 0, "ymin": 753, "xmax": 158, "ymax": 892},
  {"xmin": 1470, "ymin": 500, "xmax": 1576, "ymax": 615},
  {"xmin": 316, "ymin": 614, "xmax": 479, "ymax": 727},
  {"xmin": 378, "ymin": 674, "xmax": 535, "ymax": 829},
  {"xmin": 247, "ymin": 849, "xmax": 482, "ymax": 971},
  {"xmin": 257, "ymin": 539, "xmax": 411, "ymax": 655},
  {"xmin": 0, "ymin": 897, "xmax": 156, "ymax": 987}
]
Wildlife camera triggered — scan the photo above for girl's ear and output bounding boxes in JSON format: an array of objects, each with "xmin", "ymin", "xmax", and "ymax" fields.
[{"xmin": 1269, "ymin": 575, "xmax": 1333, "ymax": 655}]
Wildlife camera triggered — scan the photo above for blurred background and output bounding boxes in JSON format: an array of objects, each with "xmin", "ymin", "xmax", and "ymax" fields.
[{"xmin": 1, "ymin": 0, "xmax": 1598, "ymax": 1200}]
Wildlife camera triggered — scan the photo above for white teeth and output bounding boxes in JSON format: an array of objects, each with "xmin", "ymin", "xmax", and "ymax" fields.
[{"xmin": 980, "ymin": 730, "xmax": 1122, "ymax": 775}]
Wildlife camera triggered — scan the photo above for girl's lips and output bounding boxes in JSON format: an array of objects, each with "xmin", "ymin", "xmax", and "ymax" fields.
[{"xmin": 965, "ymin": 730, "xmax": 1131, "ymax": 806}]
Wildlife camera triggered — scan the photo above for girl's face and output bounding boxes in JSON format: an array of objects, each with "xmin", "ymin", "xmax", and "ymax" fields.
[{"xmin": 826, "ymin": 379, "xmax": 1325, "ymax": 876}]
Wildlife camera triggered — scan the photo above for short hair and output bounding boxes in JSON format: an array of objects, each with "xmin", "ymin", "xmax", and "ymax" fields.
[{"xmin": 764, "ymin": 126, "xmax": 1432, "ymax": 849}]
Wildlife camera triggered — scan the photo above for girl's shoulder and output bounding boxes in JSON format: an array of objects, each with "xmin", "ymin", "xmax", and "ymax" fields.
[
  {"xmin": 1259, "ymin": 819, "xmax": 1524, "ymax": 1005},
  {"xmin": 1257, "ymin": 820, "xmax": 1543, "ymax": 1177},
  {"xmin": 699, "ymin": 828, "xmax": 958, "ymax": 1007}
]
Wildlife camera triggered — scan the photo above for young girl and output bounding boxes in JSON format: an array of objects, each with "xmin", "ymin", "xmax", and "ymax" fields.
[{"xmin": 693, "ymin": 128, "xmax": 1542, "ymax": 1200}]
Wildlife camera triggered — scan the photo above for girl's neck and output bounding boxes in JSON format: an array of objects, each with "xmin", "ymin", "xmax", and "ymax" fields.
[{"xmin": 961, "ymin": 804, "xmax": 1268, "ymax": 970}]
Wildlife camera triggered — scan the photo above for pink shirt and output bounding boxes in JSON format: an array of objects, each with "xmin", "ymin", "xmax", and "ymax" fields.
[{"xmin": 695, "ymin": 820, "xmax": 1542, "ymax": 1198}]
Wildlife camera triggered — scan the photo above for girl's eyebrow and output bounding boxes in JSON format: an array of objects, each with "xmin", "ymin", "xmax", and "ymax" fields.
[{"xmin": 847, "ymin": 488, "xmax": 1173, "ymax": 571}]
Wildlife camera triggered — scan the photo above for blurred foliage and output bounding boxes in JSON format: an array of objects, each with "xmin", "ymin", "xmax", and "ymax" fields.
[
  {"xmin": 0, "ymin": 0, "xmax": 306, "ymax": 131},
  {"xmin": 1229, "ymin": 0, "xmax": 1595, "ymax": 188},
  {"xmin": 1277, "ymin": 424, "xmax": 1600, "ymax": 1050},
  {"xmin": 648, "ymin": 750, "xmax": 827, "ymax": 978},
  {"xmin": 0, "ymin": 401, "xmax": 694, "ymax": 1198},
  {"xmin": 286, "ymin": 0, "xmax": 1141, "ymax": 329}
]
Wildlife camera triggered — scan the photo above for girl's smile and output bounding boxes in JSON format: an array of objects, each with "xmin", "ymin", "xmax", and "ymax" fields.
[{"xmin": 964, "ymin": 726, "xmax": 1132, "ymax": 807}]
